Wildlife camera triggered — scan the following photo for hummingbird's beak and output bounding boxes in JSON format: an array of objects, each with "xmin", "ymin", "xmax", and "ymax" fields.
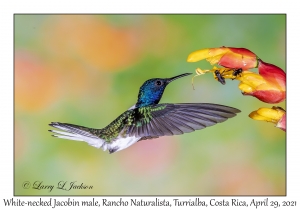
[{"xmin": 166, "ymin": 73, "xmax": 193, "ymax": 84}]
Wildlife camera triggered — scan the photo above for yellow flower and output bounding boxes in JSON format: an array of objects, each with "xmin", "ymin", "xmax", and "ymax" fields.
[{"xmin": 249, "ymin": 107, "xmax": 286, "ymax": 131}]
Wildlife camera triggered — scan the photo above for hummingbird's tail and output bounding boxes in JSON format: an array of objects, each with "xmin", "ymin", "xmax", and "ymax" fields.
[
  {"xmin": 49, "ymin": 122, "xmax": 141, "ymax": 154},
  {"xmin": 49, "ymin": 122, "xmax": 106, "ymax": 149}
]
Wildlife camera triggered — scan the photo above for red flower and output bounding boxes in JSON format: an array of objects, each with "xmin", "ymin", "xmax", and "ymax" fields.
[
  {"xmin": 187, "ymin": 47, "xmax": 258, "ymax": 70},
  {"xmin": 187, "ymin": 47, "xmax": 286, "ymax": 104},
  {"xmin": 187, "ymin": 46, "xmax": 286, "ymax": 131},
  {"xmin": 238, "ymin": 59, "xmax": 285, "ymax": 104}
]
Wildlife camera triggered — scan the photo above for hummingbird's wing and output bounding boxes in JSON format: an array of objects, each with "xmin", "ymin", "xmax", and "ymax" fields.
[{"xmin": 127, "ymin": 103, "xmax": 240, "ymax": 139}]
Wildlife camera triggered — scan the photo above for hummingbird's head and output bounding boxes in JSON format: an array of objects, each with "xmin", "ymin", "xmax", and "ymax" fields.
[{"xmin": 135, "ymin": 73, "xmax": 192, "ymax": 108}]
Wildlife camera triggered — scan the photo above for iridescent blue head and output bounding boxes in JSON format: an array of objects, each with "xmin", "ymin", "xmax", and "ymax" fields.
[{"xmin": 135, "ymin": 73, "xmax": 192, "ymax": 108}]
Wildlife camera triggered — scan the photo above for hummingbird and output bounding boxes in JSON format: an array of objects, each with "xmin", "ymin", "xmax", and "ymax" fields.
[{"xmin": 49, "ymin": 73, "xmax": 240, "ymax": 154}]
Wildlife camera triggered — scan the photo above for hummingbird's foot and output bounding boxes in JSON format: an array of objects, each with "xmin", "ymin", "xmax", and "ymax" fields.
[{"xmin": 109, "ymin": 147, "xmax": 119, "ymax": 154}]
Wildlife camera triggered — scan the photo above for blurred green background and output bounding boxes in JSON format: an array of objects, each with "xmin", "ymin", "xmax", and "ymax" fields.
[{"xmin": 14, "ymin": 14, "xmax": 286, "ymax": 195}]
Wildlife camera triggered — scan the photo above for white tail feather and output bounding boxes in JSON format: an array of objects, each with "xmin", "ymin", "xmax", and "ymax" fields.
[
  {"xmin": 52, "ymin": 132, "xmax": 106, "ymax": 148},
  {"xmin": 49, "ymin": 122, "xmax": 141, "ymax": 153},
  {"xmin": 53, "ymin": 134, "xmax": 84, "ymax": 141},
  {"xmin": 49, "ymin": 122, "xmax": 106, "ymax": 149}
]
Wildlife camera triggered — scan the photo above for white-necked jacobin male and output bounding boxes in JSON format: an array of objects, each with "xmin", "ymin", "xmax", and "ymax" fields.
[{"xmin": 49, "ymin": 73, "xmax": 240, "ymax": 153}]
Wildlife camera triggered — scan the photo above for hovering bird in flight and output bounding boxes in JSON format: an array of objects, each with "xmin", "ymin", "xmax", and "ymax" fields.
[{"xmin": 49, "ymin": 73, "xmax": 240, "ymax": 153}]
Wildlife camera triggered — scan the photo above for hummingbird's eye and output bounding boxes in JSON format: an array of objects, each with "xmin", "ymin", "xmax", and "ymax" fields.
[{"xmin": 156, "ymin": 80, "xmax": 162, "ymax": 86}]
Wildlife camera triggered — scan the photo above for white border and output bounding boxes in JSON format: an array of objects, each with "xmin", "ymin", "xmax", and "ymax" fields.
[{"xmin": 1, "ymin": 1, "xmax": 299, "ymax": 209}]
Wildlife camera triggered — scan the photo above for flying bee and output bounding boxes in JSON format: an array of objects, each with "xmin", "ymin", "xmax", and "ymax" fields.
[{"xmin": 214, "ymin": 70, "xmax": 226, "ymax": 85}]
